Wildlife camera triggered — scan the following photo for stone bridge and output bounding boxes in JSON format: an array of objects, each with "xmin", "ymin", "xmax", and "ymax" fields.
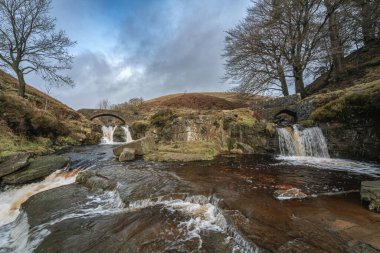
[
  {"xmin": 251, "ymin": 94, "xmax": 306, "ymax": 123},
  {"xmin": 78, "ymin": 109, "xmax": 129, "ymax": 125}
]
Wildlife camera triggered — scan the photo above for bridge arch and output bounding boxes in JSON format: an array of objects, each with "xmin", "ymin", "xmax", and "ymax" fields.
[
  {"xmin": 274, "ymin": 109, "xmax": 297, "ymax": 125},
  {"xmin": 89, "ymin": 113, "xmax": 126, "ymax": 125}
]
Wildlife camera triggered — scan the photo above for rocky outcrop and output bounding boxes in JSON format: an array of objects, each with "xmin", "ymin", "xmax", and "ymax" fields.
[
  {"xmin": 0, "ymin": 153, "xmax": 30, "ymax": 177},
  {"xmin": 119, "ymin": 148, "xmax": 136, "ymax": 162},
  {"xmin": 361, "ymin": 180, "xmax": 380, "ymax": 212},
  {"xmin": 113, "ymin": 136, "xmax": 156, "ymax": 157},
  {"xmin": 320, "ymin": 121, "xmax": 380, "ymax": 161},
  {"xmin": 2, "ymin": 155, "xmax": 70, "ymax": 184}
]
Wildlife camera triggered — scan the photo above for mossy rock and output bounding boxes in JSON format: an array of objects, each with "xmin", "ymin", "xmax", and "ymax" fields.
[{"xmin": 2, "ymin": 155, "xmax": 70, "ymax": 184}]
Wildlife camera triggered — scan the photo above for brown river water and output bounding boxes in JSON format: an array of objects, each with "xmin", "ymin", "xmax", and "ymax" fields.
[{"xmin": 0, "ymin": 145, "xmax": 380, "ymax": 253}]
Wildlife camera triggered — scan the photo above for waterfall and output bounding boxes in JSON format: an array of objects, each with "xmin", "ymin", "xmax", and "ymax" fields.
[
  {"xmin": 101, "ymin": 125, "xmax": 117, "ymax": 144},
  {"xmin": 121, "ymin": 126, "xmax": 133, "ymax": 143},
  {"xmin": 277, "ymin": 125, "xmax": 329, "ymax": 158},
  {"xmin": 101, "ymin": 125, "xmax": 133, "ymax": 144}
]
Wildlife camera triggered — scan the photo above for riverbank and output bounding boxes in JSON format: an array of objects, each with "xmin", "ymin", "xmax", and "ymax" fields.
[{"xmin": 0, "ymin": 70, "xmax": 101, "ymax": 158}]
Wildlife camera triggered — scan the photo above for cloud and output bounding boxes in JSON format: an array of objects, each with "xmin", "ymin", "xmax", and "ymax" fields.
[{"xmin": 24, "ymin": 0, "xmax": 251, "ymax": 109}]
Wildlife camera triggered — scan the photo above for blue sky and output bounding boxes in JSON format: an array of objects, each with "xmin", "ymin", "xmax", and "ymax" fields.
[{"xmin": 26, "ymin": 0, "xmax": 251, "ymax": 109}]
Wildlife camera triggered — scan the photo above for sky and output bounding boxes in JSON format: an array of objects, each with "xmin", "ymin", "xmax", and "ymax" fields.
[{"xmin": 25, "ymin": 0, "xmax": 251, "ymax": 109}]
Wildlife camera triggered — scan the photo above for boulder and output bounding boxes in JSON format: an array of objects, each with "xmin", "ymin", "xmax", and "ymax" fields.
[
  {"xmin": 274, "ymin": 188, "xmax": 307, "ymax": 200},
  {"xmin": 0, "ymin": 153, "xmax": 30, "ymax": 177},
  {"xmin": 76, "ymin": 171, "xmax": 117, "ymax": 193},
  {"xmin": 361, "ymin": 180, "xmax": 380, "ymax": 212},
  {"xmin": 236, "ymin": 142, "xmax": 254, "ymax": 154},
  {"xmin": 2, "ymin": 155, "xmax": 70, "ymax": 184},
  {"xmin": 113, "ymin": 136, "xmax": 156, "ymax": 157},
  {"xmin": 119, "ymin": 148, "xmax": 136, "ymax": 162}
]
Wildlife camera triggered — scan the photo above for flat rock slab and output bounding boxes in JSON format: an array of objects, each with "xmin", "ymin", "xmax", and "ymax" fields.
[
  {"xmin": 274, "ymin": 188, "xmax": 308, "ymax": 200},
  {"xmin": 0, "ymin": 153, "xmax": 30, "ymax": 177},
  {"xmin": 113, "ymin": 136, "xmax": 156, "ymax": 156},
  {"xmin": 2, "ymin": 155, "xmax": 70, "ymax": 184}
]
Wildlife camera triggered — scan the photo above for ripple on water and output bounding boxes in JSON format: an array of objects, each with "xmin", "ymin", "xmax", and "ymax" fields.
[{"xmin": 276, "ymin": 156, "xmax": 380, "ymax": 178}]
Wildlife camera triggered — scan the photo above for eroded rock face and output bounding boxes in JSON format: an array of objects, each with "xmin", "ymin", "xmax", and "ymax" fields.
[
  {"xmin": 2, "ymin": 155, "xmax": 70, "ymax": 184},
  {"xmin": 361, "ymin": 180, "xmax": 380, "ymax": 212},
  {"xmin": 0, "ymin": 153, "xmax": 30, "ymax": 178},
  {"xmin": 119, "ymin": 148, "xmax": 136, "ymax": 162},
  {"xmin": 113, "ymin": 136, "xmax": 156, "ymax": 157}
]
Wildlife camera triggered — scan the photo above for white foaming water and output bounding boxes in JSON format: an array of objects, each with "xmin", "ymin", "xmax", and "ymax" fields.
[
  {"xmin": 100, "ymin": 125, "xmax": 117, "ymax": 144},
  {"xmin": 127, "ymin": 194, "xmax": 259, "ymax": 253},
  {"xmin": 101, "ymin": 125, "xmax": 133, "ymax": 144},
  {"xmin": 277, "ymin": 125, "xmax": 329, "ymax": 157},
  {"xmin": 0, "ymin": 190, "xmax": 125, "ymax": 253},
  {"xmin": 277, "ymin": 156, "xmax": 380, "ymax": 177},
  {"xmin": 121, "ymin": 126, "xmax": 133, "ymax": 143},
  {"xmin": 0, "ymin": 170, "xmax": 78, "ymax": 227}
]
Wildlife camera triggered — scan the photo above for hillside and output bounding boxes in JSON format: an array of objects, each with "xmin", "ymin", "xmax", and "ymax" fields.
[
  {"xmin": 306, "ymin": 42, "xmax": 380, "ymax": 95},
  {"xmin": 0, "ymin": 70, "xmax": 100, "ymax": 157},
  {"xmin": 143, "ymin": 92, "xmax": 265, "ymax": 111}
]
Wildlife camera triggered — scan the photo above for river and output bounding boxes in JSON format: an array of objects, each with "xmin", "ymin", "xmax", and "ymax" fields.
[{"xmin": 0, "ymin": 144, "xmax": 380, "ymax": 252}]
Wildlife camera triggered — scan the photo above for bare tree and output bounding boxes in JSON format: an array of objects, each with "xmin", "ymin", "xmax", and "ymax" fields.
[
  {"xmin": 0, "ymin": 0, "xmax": 75, "ymax": 97},
  {"xmin": 224, "ymin": 1, "xmax": 291, "ymax": 97},
  {"xmin": 324, "ymin": 0, "xmax": 345, "ymax": 80},
  {"xmin": 97, "ymin": 99, "xmax": 110, "ymax": 109},
  {"xmin": 342, "ymin": 0, "xmax": 380, "ymax": 47}
]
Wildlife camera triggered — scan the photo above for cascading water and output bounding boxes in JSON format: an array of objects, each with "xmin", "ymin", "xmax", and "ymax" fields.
[
  {"xmin": 121, "ymin": 126, "xmax": 133, "ymax": 143},
  {"xmin": 277, "ymin": 125, "xmax": 329, "ymax": 157},
  {"xmin": 101, "ymin": 125, "xmax": 133, "ymax": 144},
  {"xmin": 101, "ymin": 125, "xmax": 117, "ymax": 144}
]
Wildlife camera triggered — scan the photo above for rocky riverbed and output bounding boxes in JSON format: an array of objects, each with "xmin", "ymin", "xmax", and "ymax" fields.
[{"xmin": 1, "ymin": 145, "xmax": 380, "ymax": 253}]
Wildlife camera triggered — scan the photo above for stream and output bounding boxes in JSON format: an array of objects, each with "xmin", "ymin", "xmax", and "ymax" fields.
[{"xmin": 0, "ymin": 144, "xmax": 380, "ymax": 252}]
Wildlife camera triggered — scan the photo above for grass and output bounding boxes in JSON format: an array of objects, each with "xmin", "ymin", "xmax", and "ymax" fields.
[{"xmin": 310, "ymin": 79, "xmax": 380, "ymax": 122}]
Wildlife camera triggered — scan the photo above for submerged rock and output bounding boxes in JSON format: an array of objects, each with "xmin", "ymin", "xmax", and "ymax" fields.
[
  {"xmin": 76, "ymin": 171, "xmax": 117, "ymax": 193},
  {"xmin": 0, "ymin": 153, "xmax": 30, "ymax": 178},
  {"xmin": 119, "ymin": 148, "xmax": 136, "ymax": 162},
  {"xmin": 113, "ymin": 136, "xmax": 156, "ymax": 157},
  {"xmin": 361, "ymin": 180, "xmax": 380, "ymax": 212},
  {"xmin": 2, "ymin": 155, "xmax": 70, "ymax": 184},
  {"xmin": 274, "ymin": 188, "xmax": 307, "ymax": 200}
]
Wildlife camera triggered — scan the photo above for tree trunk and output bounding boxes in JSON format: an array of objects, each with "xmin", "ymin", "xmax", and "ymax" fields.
[
  {"xmin": 360, "ymin": 0, "xmax": 376, "ymax": 46},
  {"xmin": 277, "ymin": 65, "xmax": 289, "ymax": 96},
  {"xmin": 325, "ymin": 0, "xmax": 344, "ymax": 80},
  {"xmin": 16, "ymin": 71, "xmax": 26, "ymax": 97},
  {"xmin": 293, "ymin": 67, "xmax": 305, "ymax": 97}
]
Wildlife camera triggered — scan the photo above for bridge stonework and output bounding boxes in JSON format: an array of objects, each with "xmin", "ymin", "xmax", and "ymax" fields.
[
  {"xmin": 251, "ymin": 94, "xmax": 301, "ymax": 120},
  {"xmin": 78, "ymin": 109, "xmax": 129, "ymax": 125}
]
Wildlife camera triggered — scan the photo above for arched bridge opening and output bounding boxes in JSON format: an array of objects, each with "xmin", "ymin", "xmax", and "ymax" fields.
[
  {"xmin": 274, "ymin": 109, "xmax": 298, "ymax": 126},
  {"xmin": 89, "ymin": 113, "xmax": 126, "ymax": 125}
]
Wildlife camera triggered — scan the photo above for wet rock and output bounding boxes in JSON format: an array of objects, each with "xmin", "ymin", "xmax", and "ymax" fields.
[
  {"xmin": 361, "ymin": 180, "xmax": 380, "ymax": 212},
  {"xmin": 22, "ymin": 184, "xmax": 95, "ymax": 227},
  {"xmin": 119, "ymin": 148, "xmax": 136, "ymax": 162},
  {"xmin": 113, "ymin": 136, "xmax": 156, "ymax": 156},
  {"xmin": 0, "ymin": 153, "xmax": 30, "ymax": 178},
  {"xmin": 274, "ymin": 188, "xmax": 307, "ymax": 200},
  {"xmin": 236, "ymin": 142, "xmax": 254, "ymax": 154},
  {"xmin": 76, "ymin": 171, "xmax": 117, "ymax": 193},
  {"xmin": 2, "ymin": 155, "xmax": 70, "ymax": 184}
]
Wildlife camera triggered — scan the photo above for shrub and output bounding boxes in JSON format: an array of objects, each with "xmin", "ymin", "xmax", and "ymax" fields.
[{"xmin": 150, "ymin": 109, "xmax": 177, "ymax": 128}]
